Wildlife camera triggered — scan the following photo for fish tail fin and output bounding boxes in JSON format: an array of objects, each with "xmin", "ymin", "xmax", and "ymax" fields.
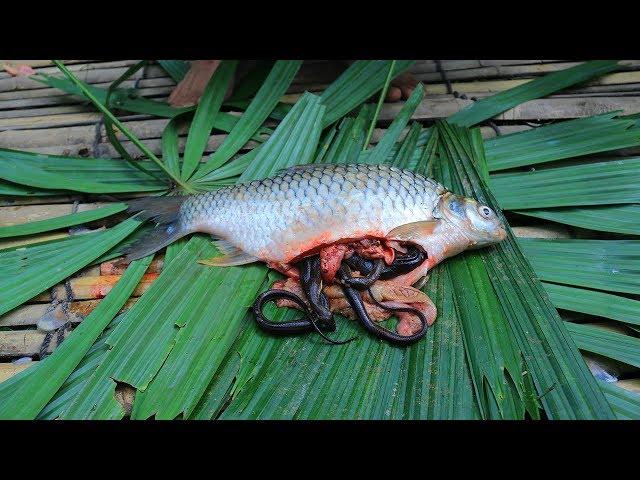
[
  {"xmin": 126, "ymin": 195, "xmax": 185, "ymax": 224},
  {"xmin": 124, "ymin": 195, "xmax": 190, "ymax": 261}
]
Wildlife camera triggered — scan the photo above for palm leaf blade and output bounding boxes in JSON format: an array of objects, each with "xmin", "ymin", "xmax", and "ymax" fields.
[
  {"xmin": 515, "ymin": 204, "xmax": 640, "ymax": 236},
  {"xmin": 157, "ymin": 60, "xmax": 189, "ymax": 82},
  {"xmin": 0, "ymin": 149, "xmax": 167, "ymax": 193},
  {"xmin": 485, "ymin": 113, "xmax": 640, "ymax": 172},
  {"xmin": 565, "ymin": 322, "xmax": 640, "ymax": 368},
  {"xmin": 320, "ymin": 60, "xmax": 415, "ymax": 126},
  {"xmin": 439, "ymin": 122, "xmax": 613, "ymax": 419},
  {"xmin": 361, "ymin": 85, "xmax": 424, "ymax": 164},
  {"xmin": 490, "ymin": 158, "xmax": 640, "ymax": 209},
  {"xmin": 0, "ymin": 203, "xmax": 126, "ymax": 238},
  {"xmin": 543, "ymin": 282, "xmax": 640, "ymax": 325},
  {"xmin": 181, "ymin": 61, "xmax": 238, "ymax": 180},
  {"xmin": 520, "ymin": 239, "xmax": 640, "ymax": 295},
  {"xmin": 448, "ymin": 60, "xmax": 620, "ymax": 127},
  {"xmin": 599, "ymin": 381, "xmax": 640, "ymax": 420},
  {"xmin": 0, "ymin": 256, "xmax": 152, "ymax": 419},
  {"xmin": 194, "ymin": 60, "xmax": 302, "ymax": 178},
  {"xmin": 0, "ymin": 219, "xmax": 140, "ymax": 317}
]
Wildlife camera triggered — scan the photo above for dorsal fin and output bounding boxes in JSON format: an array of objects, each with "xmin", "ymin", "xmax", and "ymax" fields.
[{"xmin": 276, "ymin": 163, "xmax": 335, "ymax": 175}]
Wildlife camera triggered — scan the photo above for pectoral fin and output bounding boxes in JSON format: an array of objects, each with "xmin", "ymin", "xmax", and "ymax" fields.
[
  {"xmin": 387, "ymin": 220, "xmax": 439, "ymax": 242},
  {"xmin": 198, "ymin": 240, "xmax": 259, "ymax": 267}
]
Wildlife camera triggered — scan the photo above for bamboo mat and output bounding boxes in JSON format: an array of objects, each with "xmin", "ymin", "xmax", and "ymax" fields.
[{"xmin": 2, "ymin": 59, "xmax": 639, "ymax": 395}]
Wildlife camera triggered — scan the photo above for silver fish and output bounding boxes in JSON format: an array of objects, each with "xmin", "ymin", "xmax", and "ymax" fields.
[{"xmin": 125, "ymin": 163, "xmax": 507, "ymax": 268}]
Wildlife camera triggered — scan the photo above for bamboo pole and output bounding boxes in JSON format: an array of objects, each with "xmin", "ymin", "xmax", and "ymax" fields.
[
  {"xmin": 0, "ymin": 361, "xmax": 37, "ymax": 382},
  {"xmin": 0, "ymin": 86, "xmax": 172, "ymax": 111},
  {"xmin": 0, "ymin": 297, "xmax": 140, "ymax": 328},
  {"xmin": 0, "ymin": 202, "xmax": 109, "ymax": 226},
  {"xmin": 0, "ymin": 231, "xmax": 70, "ymax": 250},
  {"xmin": 0, "ymin": 77, "xmax": 174, "ymax": 101},
  {"xmin": 0, "ymin": 62, "xmax": 167, "ymax": 93},
  {"xmin": 30, "ymin": 273, "xmax": 159, "ymax": 303},
  {"xmin": 0, "ymin": 330, "xmax": 60, "ymax": 356},
  {"xmin": 616, "ymin": 379, "xmax": 640, "ymax": 393}
]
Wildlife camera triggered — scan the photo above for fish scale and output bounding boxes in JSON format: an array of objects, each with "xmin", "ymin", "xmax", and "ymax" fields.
[{"xmin": 179, "ymin": 164, "xmax": 446, "ymax": 263}]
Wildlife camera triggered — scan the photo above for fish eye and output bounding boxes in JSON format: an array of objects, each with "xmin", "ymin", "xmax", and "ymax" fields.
[{"xmin": 478, "ymin": 205, "xmax": 494, "ymax": 218}]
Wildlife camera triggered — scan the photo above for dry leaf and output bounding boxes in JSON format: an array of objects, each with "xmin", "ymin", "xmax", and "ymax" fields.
[{"xmin": 3, "ymin": 63, "xmax": 36, "ymax": 76}]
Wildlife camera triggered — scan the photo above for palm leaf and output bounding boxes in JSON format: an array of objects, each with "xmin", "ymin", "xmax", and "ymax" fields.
[
  {"xmin": 0, "ymin": 180, "xmax": 64, "ymax": 197},
  {"xmin": 157, "ymin": 60, "xmax": 189, "ymax": 82},
  {"xmin": 515, "ymin": 204, "xmax": 640, "ymax": 236},
  {"xmin": 542, "ymin": 283, "xmax": 640, "ymax": 325},
  {"xmin": 33, "ymin": 72, "xmax": 193, "ymax": 118},
  {"xmin": 520, "ymin": 239, "xmax": 640, "ymax": 295},
  {"xmin": 436, "ymin": 121, "xmax": 613, "ymax": 419},
  {"xmin": 52, "ymin": 61, "xmax": 193, "ymax": 192},
  {"xmin": 59, "ymin": 237, "xmax": 261, "ymax": 419},
  {"xmin": 361, "ymin": 84, "xmax": 424, "ymax": 164},
  {"xmin": 33, "ymin": 71, "xmax": 248, "ymax": 134},
  {"xmin": 435, "ymin": 122, "xmax": 539, "ymax": 419},
  {"xmin": 160, "ymin": 114, "xmax": 184, "ymax": 179},
  {"xmin": 490, "ymin": 158, "xmax": 640, "ymax": 209},
  {"xmin": 0, "ymin": 149, "xmax": 167, "ymax": 193},
  {"xmin": 320, "ymin": 60, "xmax": 415, "ymax": 126},
  {"xmin": 102, "ymin": 61, "xmax": 166, "ymax": 182},
  {"xmin": 565, "ymin": 322, "xmax": 640, "ymax": 369},
  {"xmin": 181, "ymin": 61, "xmax": 238, "ymax": 180},
  {"xmin": 484, "ymin": 112, "xmax": 640, "ymax": 172},
  {"xmin": 389, "ymin": 122, "xmax": 422, "ymax": 167},
  {"xmin": 36, "ymin": 313, "xmax": 129, "ymax": 419},
  {"xmin": 448, "ymin": 60, "xmax": 620, "ymax": 127},
  {"xmin": 389, "ymin": 268, "xmax": 480, "ymax": 419},
  {"xmin": 189, "ymin": 350, "xmax": 242, "ymax": 419},
  {"xmin": 0, "ymin": 219, "xmax": 141, "ymax": 317},
  {"xmin": 599, "ymin": 381, "xmax": 640, "ymax": 420},
  {"xmin": 225, "ymin": 61, "xmax": 275, "ymax": 103},
  {"xmin": 322, "ymin": 105, "xmax": 373, "ymax": 164},
  {"xmin": 0, "ymin": 256, "xmax": 152, "ymax": 419},
  {"xmin": 193, "ymin": 60, "xmax": 302, "ymax": 179},
  {"xmin": 0, "ymin": 203, "xmax": 126, "ymax": 238}
]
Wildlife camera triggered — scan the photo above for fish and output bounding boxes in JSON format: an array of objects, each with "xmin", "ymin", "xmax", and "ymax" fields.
[{"xmin": 124, "ymin": 163, "xmax": 507, "ymax": 271}]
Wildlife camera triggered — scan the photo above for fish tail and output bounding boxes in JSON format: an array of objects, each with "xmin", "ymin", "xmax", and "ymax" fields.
[{"xmin": 124, "ymin": 195, "xmax": 189, "ymax": 261}]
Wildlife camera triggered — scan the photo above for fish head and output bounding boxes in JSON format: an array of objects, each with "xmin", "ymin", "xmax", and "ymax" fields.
[{"xmin": 436, "ymin": 192, "xmax": 507, "ymax": 248}]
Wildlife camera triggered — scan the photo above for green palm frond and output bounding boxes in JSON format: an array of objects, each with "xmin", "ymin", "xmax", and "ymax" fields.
[
  {"xmin": 448, "ymin": 60, "xmax": 620, "ymax": 127},
  {"xmin": 182, "ymin": 61, "xmax": 238, "ymax": 180},
  {"xmin": 157, "ymin": 60, "xmax": 189, "ymax": 82},
  {"xmin": 543, "ymin": 283, "xmax": 640, "ymax": 325},
  {"xmin": 520, "ymin": 239, "xmax": 640, "ymax": 295},
  {"xmin": 599, "ymin": 381, "xmax": 640, "ymax": 420},
  {"xmin": 0, "ymin": 149, "xmax": 166, "ymax": 193},
  {"xmin": 515, "ymin": 204, "xmax": 640, "ymax": 236},
  {"xmin": 566, "ymin": 323, "xmax": 640, "ymax": 369},
  {"xmin": 0, "ymin": 203, "xmax": 126, "ymax": 238},
  {"xmin": 485, "ymin": 112, "xmax": 640, "ymax": 171},
  {"xmin": 193, "ymin": 60, "xmax": 302, "ymax": 178},
  {"xmin": 491, "ymin": 158, "xmax": 640, "ymax": 209},
  {"xmin": 0, "ymin": 59, "xmax": 638, "ymax": 420},
  {"xmin": 0, "ymin": 256, "xmax": 152, "ymax": 419},
  {"xmin": 0, "ymin": 219, "xmax": 141, "ymax": 317}
]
